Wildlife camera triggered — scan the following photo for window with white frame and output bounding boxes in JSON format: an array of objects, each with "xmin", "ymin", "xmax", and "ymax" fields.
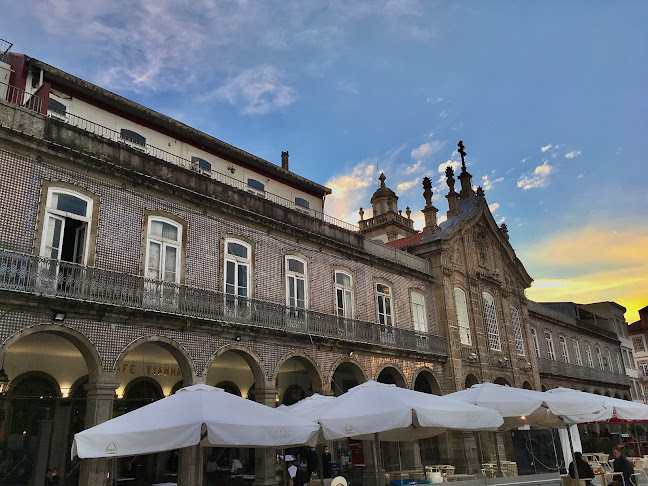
[
  {"xmin": 335, "ymin": 271, "xmax": 354, "ymax": 318},
  {"xmin": 573, "ymin": 340, "xmax": 583, "ymax": 366},
  {"xmin": 531, "ymin": 328, "xmax": 540, "ymax": 357},
  {"xmin": 410, "ymin": 291, "xmax": 427, "ymax": 333},
  {"xmin": 146, "ymin": 218, "xmax": 181, "ymax": 283},
  {"xmin": 596, "ymin": 346, "xmax": 604, "ymax": 370},
  {"xmin": 482, "ymin": 292, "xmax": 501, "ymax": 351},
  {"xmin": 616, "ymin": 353, "xmax": 624, "ymax": 374},
  {"xmin": 606, "ymin": 349, "xmax": 614, "ymax": 372},
  {"xmin": 545, "ymin": 332, "xmax": 556, "ymax": 360},
  {"xmin": 376, "ymin": 283, "xmax": 393, "ymax": 326},
  {"xmin": 628, "ymin": 350, "xmax": 635, "ymax": 369},
  {"xmin": 510, "ymin": 306, "xmax": 525, "ymax": 356},
  {"xmin": 639, "ymin": 361, "xmax": 648, "ymax": 377},
  {"xmin": 559, "ymin": 336, "xmax": 570, "ymax": 363},
  {"xmin": 285, "ymin": 256, "xmax": 308, "ymax": 310},
  {"xmin": 623, "ymin": 349, "xmax": 631, "ymax": 368},
  {"xmin": 585, "ymin": 344, "xmax": 594, "ymax": 368},
  {"xmin": 41, "ymin": 188, "xmax": 93, "ymax": 265},
  {"xmin": 633, "ymin": 337, "xmax": 645, "ymax": 353},
  {"xmin": 454, "ymin": 288, "xmax": 472, "ymax": 346},
  {"xmin": 224, "ymin": 239, "xmax": 251, "ymax": 299}
]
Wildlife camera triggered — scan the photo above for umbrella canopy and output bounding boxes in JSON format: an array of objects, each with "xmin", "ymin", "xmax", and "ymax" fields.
[
  {"xmin": 447, "ymin": 382, "xmax": 612, "ymax": 427},
  {"xmin": 546, "ymin": 387, "xmax": 648, "ymax": 422},
  {"xmin": 277, "ymin": 393, "xmax": 335, "ymax": 418},
  {"xmin": 297, "ymin": 381, "xmax": 503, "ymax": 441},
  {"xmin": 73, "ymin": 383, "xmax": 320, "ymax": 459}
]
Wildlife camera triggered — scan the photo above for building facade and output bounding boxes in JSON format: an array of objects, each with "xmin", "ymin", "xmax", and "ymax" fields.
[{"xmin": 628, "ymin": 305, "xmax": 648, "ymax": 401}]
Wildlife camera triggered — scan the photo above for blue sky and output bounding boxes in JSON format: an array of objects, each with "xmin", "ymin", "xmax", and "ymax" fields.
[{"xmin": 1, "ymin": 1, "xmax": 647, "ymax": 320}]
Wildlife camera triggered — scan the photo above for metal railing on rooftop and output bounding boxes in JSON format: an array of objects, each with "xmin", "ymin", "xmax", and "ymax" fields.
[
  {"xmin": 0, "ymin": 249, "xmax": 446, "ymax": 357},
  {"xmin": 0, "ymin": 81, "xmax": 42, "ymax": 114}
]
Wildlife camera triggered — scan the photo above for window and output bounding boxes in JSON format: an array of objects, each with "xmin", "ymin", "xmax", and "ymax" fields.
[
  {"xmin": 639, "ymin": 361, "xmax": 648, "ymax": 377},
  {"xmin": 628, "ymin": 350, "xmax": 635, "ymax": 369},
  {"xmin": 41, "ymin": 188, "xmax": 93, "ymax": 265},
  {"xmin": 482, "ymin": 292, "xmax": 501, "ymax": 351},
  {"xmin": 623, "ymin": 349, "xmax": 631, "ymax": 368},
  {"xmin": 294, "ymin": 197, "xmax": 310, "ymax": 215},
  {"xmin": 510, "ymin": 306, "xmax": 525, "ymax": 356},
  {"xmin": 633, "ymin": 337, "xmax": 645, "ymax": 352},
  {"xmin": 224, "ymin": 239, "xmax": 251, "ymax": 299},
  {"xmin": 616, "ymin": 353, "xmax": 624, "ymax": 374},
  {"xmin": 146, "ymin": 218, "xmax": 181, "ymax": 283},
  {"xmin": 585, "ymin": 344, "xmax": 594, "ymax": 368},
  {"xmin": 531, "ymin": 328, "xmax": 540, "ymax": 357},
  {"xmin": 191, "ymin": 156, "xmax": 211, "ymax": 175},
  {"xmin": 545, "ymin": 333, "xmax": 556, "ymax": 360},
  {"xmin": 335, "ymin": 271, "xmax": 354, "ymax": 319},
  {"xmin": 454, "ymin": 288, "xmax": 472, "ymax": 346},
  {"xmin": 410, "ymin": 291, "xmax": 427, "ymax": 333},
  {"xmin": 285, "ymin": 256, "xmax": 308, "ymax": 310},
  {"xmin": 559, "ymin": 336, "xmax": 570, "ymax": 363},
  {"xmin": 606, "ymin": 349, "xmax": 614, "ymax": 372},
  {"xmin": 120, "ymin": 128, "xmax": 146, "ymax": 148},
  {"xmin": 376, "ymin": 283, "xmax": 393, "ymax": 326},
  {"xmin": 248, "ymin": 178, "xmax": 265, "ymax": 191},
  {"xmin": 596, "ymin": 346, "xmax": 604, "ymax": 370},
  {"xmin": 47, "ymin": 98, "xmax": 67, "ymax": 118},
  {"xmin": 573, "ymin": 340, "xmax": 583, "ymax": 366}
]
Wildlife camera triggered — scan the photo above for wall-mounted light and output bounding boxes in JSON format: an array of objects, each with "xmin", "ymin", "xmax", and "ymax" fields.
[
  {"xmin": 520, "ymin": 415, "xmax": 527, "ymax": 421},
  {"xmin": 235, "ymin": 336, "xmax": 241, "ymax": 342},
  {"xmin": 53, "ymin": 311, "xmax": 66, "ymax": 321},
  {"xmin": 348, "ymin": 351, "xmax": 354, "ymax": 358}
]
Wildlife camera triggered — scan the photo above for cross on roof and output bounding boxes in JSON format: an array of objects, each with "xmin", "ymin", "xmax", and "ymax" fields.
[{"xmin": 458, "ymin": 141, "xmax": 467, "ymax": 171}]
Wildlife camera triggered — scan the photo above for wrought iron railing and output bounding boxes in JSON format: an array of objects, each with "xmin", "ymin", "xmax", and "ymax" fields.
[
  {"xmin": 536, "ymin": 357, "xmax": 631, "ymax": 386},
  {"xmin": 0, "ymin": 81, "xmax": 42, "ymax": 113},
  {"xmin": 0, "ymin": 249, "xmax": 446, "ymax": 357}
]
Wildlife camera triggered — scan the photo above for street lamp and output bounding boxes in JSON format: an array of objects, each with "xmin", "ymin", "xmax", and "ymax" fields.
[{"xmin": 0, "ymin": 355, "xmax": 9, "ymax": 394}]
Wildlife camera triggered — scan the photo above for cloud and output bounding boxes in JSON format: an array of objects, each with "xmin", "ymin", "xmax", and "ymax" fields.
[
  {"xmin": 426, "ymin": 97, "xmax": 444, "ymax": 104},
  {"xmin": 497, "ymin": 216, "xmax": 507, "ymax": 225},
  {"xmin": 397, "ymin": 179, "xmax": 418, "ymax": 192},
  {"xmin": 577, "ymin": 174, "xmax": 584, "ymax": 180},
  {"xmin": 517, "ymin": 161, "xmax": 553, "ymax": 190},
  {"xmin": 325, "ymin": 162, "xmax": 376, "ymax": 224},
  {"xmin": 337, "ymin": 80, "xmax": 359, "ymax": 95},
  {"xmin": 521, "ymin": 223, "xmax": 648, "ymax": 323},
  {"xmin": 404, "ymin": 160, "xmax": 422, "ymax": 175},
  {"xmin": 214, "ymin": 65, "xmax": 295, "ymax": 115},
  {"xmin": 437, "ymin": 160, "xmax": 461, "ymax": 173},
  {"xmin": 488, "ymin": 203, "xmax": 500, "ymax": 213},
  {"xmin": 482, "ymin": 175, "xmax": 504, "ymax": 191},
  {"xmin": 565, "ymin": 150, "xmax": 582, "ymax": 159},
  {"xmin": 541, "ymin": 144, "xmax": 552, "ymax": 152},
  {"xmin": 411, "ymin": 141, "xmax": 444, "ymax": 159},
  {"xmin": 439, "ymin": 111, "xmax": 448, "ymax": 119}
]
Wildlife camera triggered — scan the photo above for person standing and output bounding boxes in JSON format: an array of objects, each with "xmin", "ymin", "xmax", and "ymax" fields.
[
  {"xmin": 322, "ymin": 446, "xmax": 332, "ymax": 478},
  {"xmin": 608, "ymin": 448, "xmax": 635, "ymax": 486}
]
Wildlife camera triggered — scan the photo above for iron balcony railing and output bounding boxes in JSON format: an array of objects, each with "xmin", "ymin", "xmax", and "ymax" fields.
[
  {"xmin": 536, "ymin": 357, "xmax": 631, "ymax": 386},
  {"xmin": 0, "ymin": 81, "xmax": 42, "ymax": 114},
  {"xmin": 0, "ymin": 249, "xmax": 447, "ymax": 357}
]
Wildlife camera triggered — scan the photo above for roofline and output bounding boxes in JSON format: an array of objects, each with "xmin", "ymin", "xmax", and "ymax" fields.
[{"xmin": 29, "ymin": 57, "xmax": 332, "ymax": 197}]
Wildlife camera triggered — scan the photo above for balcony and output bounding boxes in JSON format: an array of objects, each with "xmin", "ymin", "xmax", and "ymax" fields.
[
  {"xmin": 537, "ymin": 357, "xmax": 631, "ymax": 387},
  {"xmin": 0, "ymin": 249, "xmax": 447, "ymax": 358}
]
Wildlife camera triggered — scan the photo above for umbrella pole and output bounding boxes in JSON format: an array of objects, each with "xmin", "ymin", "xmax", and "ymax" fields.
[
  {"xmin": 374, "ymin": 433, "xmax": 384, "ymax": 486},
  {"xmin": 492, "ymin": 431, "xmax": 502, "ymax": 477},
  {"xmin": 567, "ymin": 425, "xmax": 580, "ymax": 483}
]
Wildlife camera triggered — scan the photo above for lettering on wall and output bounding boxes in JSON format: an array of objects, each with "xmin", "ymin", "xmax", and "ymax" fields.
[{"xmin": 117, "ymin": 362, "xmax": 182, "ymax": 377}]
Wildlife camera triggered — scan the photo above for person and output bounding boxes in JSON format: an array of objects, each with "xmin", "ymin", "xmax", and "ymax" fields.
[
  {"xmin": 121, "ymin": 460, "xmax": 136, "ymax": 479},
  {"xmin": 608, "ymin": 448, "xmax": 635, "ymax": 486},
  {"xmin": 322, "ymin": 446, "xmax": 332, "ymax": 478},
  {"xmin": 231, "ymin": 457, "xmax": 243, "ymax": 474},
  {"xmin": 205, "ymin": 453, "xmax": 220, "ymax": 486},
  {"xmin": 45, "ymin": 468, "xmax": 60, "ymax": 486},
  {"xmin": 568, "ymin": 452, "xmax": 595, "ymax": 485}
]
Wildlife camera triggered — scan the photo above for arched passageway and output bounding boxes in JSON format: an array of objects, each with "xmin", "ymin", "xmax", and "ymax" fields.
[
  {"xmin": 331, "ymin": 361, "xmax": 367, "ymax": 397},
  {"xmin": 276, "ymin": 354, "xmax": 323, "ymax": 406},
  {"xmin": 465, "ymin": 374, "xmax": 480, "ymax": 389},
  {"xmin": 376, "ymin": 365, "xmax": 407, "ymax": 388}
]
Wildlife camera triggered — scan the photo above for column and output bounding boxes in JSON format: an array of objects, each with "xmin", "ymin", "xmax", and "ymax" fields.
[
  {"xmin": 178, "ymin": 444, "xmax": 203, "ymax": 486},
  {"xmin": 254, "ymin": 388, "xmax": 280, "ymax": 486},
  {"xmin": 78, "ymin": 382, "xmax": 119, "ymax": 486},
  {"xmin": 399, "ymin": 441, "xmax": 423, "ymax": 471}
]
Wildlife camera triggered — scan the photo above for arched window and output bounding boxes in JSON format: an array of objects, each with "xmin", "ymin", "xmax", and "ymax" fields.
[
  {"xmin": 482, "ymin": 292, "xmax": 501, "ymax": 351},
  {"xmin": 41, "ymin": 188, "xmax": 93, "ymax": 265},
  {"xmin": 376, "ymin": 283, "xmax": 393, "ymax": 326},
  {"xmin": 410, "ymin": 291, "xmax": 427, "ymax": 333},
  {"xmin": 559, "ymin": 336, "xmax": 570, "ymax": 363},
  {"xmin": 146, "ymin": 218, "xmax": 181, "ymax": 283},
  {"xmin": 510, "ymin": 306, "xmax": 524, "ymax": 356},
  {"xmin": 335, "ymin": 271, "xmax": 354, "ymax": 318},
  {"xmin": 545, "ymin": 332, "xmax": 556, "ymax": 360},
  {"xmin": 606, "ymin": 349, "xmax": 613, "ymax": 372},
  {"xmin": 585, "ymin": 344, "xmax": 594, "ymax": 368},
  {"xmin": 616, "ymin": 353, "xmax": 624, "ymax": 374},
  {"xmin": 454, "ymin": 288, "xmax": 472, "ymax": 346},
  {"xmin": 573, "ymin": 340, "xmax": 583, "ymax": 366},
  {"xmin": 530, "ymin": 328, "xmax": 540, "ymax": 357},
  {"xmin": 285, "ymin": 256, "xmax": 308, "ymax": 310},
  {"xmin": 596, "ymin": 346, "xmax": 604, "ymax": 370},
  {"xmin": 224, "ymin": 239, "xmax": 251, "ymax": 298}
]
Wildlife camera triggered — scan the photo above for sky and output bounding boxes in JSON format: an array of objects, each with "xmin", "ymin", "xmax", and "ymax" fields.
[{"xmin": 1, "ymin": 1, "xmax": 646, "ymax": 322}]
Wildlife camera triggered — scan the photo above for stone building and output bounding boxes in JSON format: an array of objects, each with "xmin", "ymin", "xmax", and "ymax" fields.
[
  {"xmin": 0, "ymin": 48, "xmax": 446, "ymax": 485},
  {"xmin": 628, "ymin": 305, "xmax": 648, "ymax": 400}
]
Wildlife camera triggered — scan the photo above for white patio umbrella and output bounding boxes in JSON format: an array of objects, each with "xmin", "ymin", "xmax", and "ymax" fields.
[
  {"xmin": 546, "ymin": 387, "xmax": 648, "ymax": 422},
  {"xmin": 73, "ymin": 383, "xmax": 321, "ymax": 459}
]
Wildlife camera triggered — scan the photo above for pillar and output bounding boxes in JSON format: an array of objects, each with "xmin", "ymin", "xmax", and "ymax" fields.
[
  {"xmin": 254, "ymin": 388, "xmax": 280, "ymax": 486},
  {"xmin": 78, "ymin": 382, "xmax": 119, "ymax": 486},
  {"xmin": 49, "ymin": 401, "xmax": 72, "ymax": 475},
  {"xmin": 399, "ymin": 441, "xmax": 423, "ymax": 471},
  {"xmin": 178, "ymin": 444, "xmax": 203, "ymax": 486}
]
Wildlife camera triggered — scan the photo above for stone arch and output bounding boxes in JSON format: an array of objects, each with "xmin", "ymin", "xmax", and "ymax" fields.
[
  {"xmin": 375, "ymin": 363, "xmax": 408, "ymax": 388},
  {"xmin": 623, "ymin": 393, "xmax": 631, "ymax": 401},
  {"xmin": 216, "ymin": 381, "xmax": 242, "ymax": 396},
  {"xmin": 6, "ymin": 370, "xmax": 61, "ymax": 399},
  {"xmin": 614, "ymin": 393, "xmax": 621, "ymax": 399},
  {"xmin": 69, "ymin": 374, "xmax": 90, "ymax": 397},
  {"xmin": 0, "ymin": 324, "xmax": 103, "ymax": 382},
  {"xmin": 522, "ymin": 380, "xmax": 533, "ymax": 390},
  {"xmin": 604, "ymin": 391, "xmax": 611, "ymax": 397},
  {"xmin": 413, "ymin": 368, "xmax": 441, "ymax": 395},
  {"xmin": 328, "ymin": 357, "xmax": 369, "ymax": 386},
  {"xmin": 273, "ymin": 351, "xmax": 324, "ymax": 394},
  {"xmin": 541, "ymin": 384, "xmax": 548, "ymax": 392},
  {"xmin": 202, "ymin": 343, "xmax": 267, "ymax": 389},
  {"xmin": 114, "ymin": 335, "xmax": 196, "ymax": 385},
  {"xmin": 494, "ymin": 377, "xmax": 511, "ymax": 386},
  {"xmin": 123, "ymin": 376, "xmax": 164, "ymax": 400},
  {"xmin": 465, "ymin": 373, "xmax": 480, "ymax": 389}
]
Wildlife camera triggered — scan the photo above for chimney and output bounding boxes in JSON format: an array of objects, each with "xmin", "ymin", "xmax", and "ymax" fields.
[
  {"xmin": 421, "ymin": 176, "xmax": 440, "ymax": 237},
  {"xmin": 445, "ymin": 165, "xmax": 461, "ymax": 219},
  {"xmin": 457, "ymin": 140, "xmax": 475, "ymax": 201},
  {"xmin": 281, "ymin": 151, "xmax": 289, "ymax": 171}
]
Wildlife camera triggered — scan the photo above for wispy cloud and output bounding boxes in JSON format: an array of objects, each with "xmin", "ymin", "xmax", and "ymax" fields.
[
  {"xmin": 214, "ymin": 65, "xmax": 295, "ymax": 114},
  {"xmin": 411, "ymin": 141, "xmax": 444, "ymax": 159},
  {"xmin": 482, "ymin": 175, "xmax": 504, "ymax": 191},
  {"xmin": 397, "ymin": 179, "xmax": 418, "ymax": 193},
  {"xmin": 565, "ymin": 150, "xmax": 582, "ymax": 159},
  {"xmin": 404, "ymin": 160, "xmax": 422, "ymax": 175},
  {"xmin": 426, "ymin": 97, "xmax": 444, "ymax": 104},
  {"xmin": 488, "ymin": 202, "xmax": 500, "ymax": 213},
  {"xmin": 325, "ymin": 162, "xmax": 376, "ymax": 224},
  {"xmin": 541, "ymin": 144, "xmax": 552, "ymax": 152},
  {"xmin": 439, "ymin": 111, "xmax": 448, "ymax": 119},
  {"xmin": 517, "ymin": 161, "xmax": 553, "ymax": 190}
]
